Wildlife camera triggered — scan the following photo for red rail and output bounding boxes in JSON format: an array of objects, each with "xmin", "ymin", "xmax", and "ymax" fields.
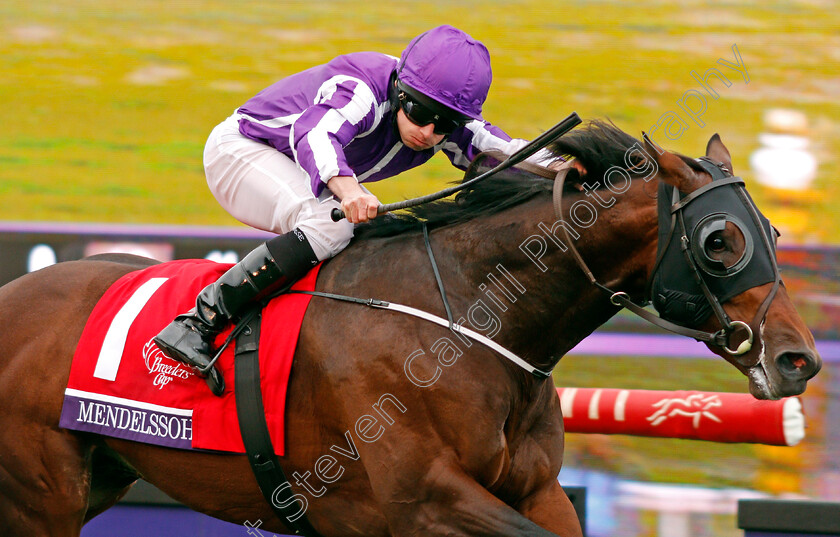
[{"xmin": 557, "ymin": 388, "xmax": 804, "ymax": 446}]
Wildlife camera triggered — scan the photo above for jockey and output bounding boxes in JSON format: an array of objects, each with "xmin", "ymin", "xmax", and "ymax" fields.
[{"xmin": 154, "ymin": 25, "xmax": 547, "ymax": 393}]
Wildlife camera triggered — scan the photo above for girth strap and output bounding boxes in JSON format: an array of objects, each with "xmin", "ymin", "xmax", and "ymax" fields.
[{"xmin": 234, "ymin": 311, "xmax": 323, "ymax": 537}]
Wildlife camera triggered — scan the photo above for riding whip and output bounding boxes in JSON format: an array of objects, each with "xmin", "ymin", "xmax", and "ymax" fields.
[{"xmin": 331, "ymin": 111, "xmax": 582, "ymax": 221}]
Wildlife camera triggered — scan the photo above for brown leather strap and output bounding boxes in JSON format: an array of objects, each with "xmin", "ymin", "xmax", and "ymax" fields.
[
  {"xmin": 550, "ymin": 165, "xmax": 732, "ymax": 349},
  {"xmin": 552, "ymin": 165, "xmax": 597, "ymax": 285}
]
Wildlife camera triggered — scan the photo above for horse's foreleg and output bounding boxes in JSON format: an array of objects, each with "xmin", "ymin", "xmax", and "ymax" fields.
[
  {"xmin": 0, "ymin": 424, "xmax": 92, "ymax": 537},
  {"xmin": 381, "ymin": 467, "xmax": 565, "ymax": 537},
  {"xmin": 516, "ymin": 480, "xmax": 584, "ymax": 537}
]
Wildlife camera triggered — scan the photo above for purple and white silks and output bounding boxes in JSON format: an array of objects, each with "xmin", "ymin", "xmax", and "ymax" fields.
[{"xmin": 236, "ymin": 51, "xmax": 537, "ymax": 197}]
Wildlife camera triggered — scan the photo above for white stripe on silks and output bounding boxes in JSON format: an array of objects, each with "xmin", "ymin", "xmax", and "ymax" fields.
[
  {"xmin": 315, "ymin": 75, "xmax": 376, "ymax": 125},
  {"xmin": 93, "ymin": 277, "xmax": 169, "ymax": 382},
  {"xmin": 356, "ymin": 100, "xmax": 390, "ymax": 139},
  {"xmin": 314, "ymin": 75, "xmax": 352, "ymax": 105},
  {"xmin": 308, "ymin": 108, "xmax": 348, "ymax": 182},
  {"xmin": 237, "ymin": 111, "xmax": 302, "ymax": 130},
  {"xmin": 307, "ymin": 76, "xmax": 378, "ymax": 182},
  {"xmin": 442, "ymin": 140, "xmax": 472, "ymax": 169},
  {"xmin": 466, "ymin": 121, "xmax": 511, "ymax": 153},
  {"xmin": 467, "ymin": 123, "xmax": 545, "ymax": 164},
  {"xmin": 339, "ymin": 84, "xmax": 377, "ymax": 128},
  {"xmin": 444, "ymin": 120, "xmax": 513, "ymax": 169},
  {"xmin": 64, "ymin": 388, "xmax": 193, "ymax": 416},
  {"xmin": 373, "ymin": 301, "xmax": 550, "ymax": 377},
  {"xmin": 356, "ymin": 141, "xmax": 404, "ymax": 181},
  {"xmin": 239, "ymin": 76, "xmax": 374, "ymax": 140}
]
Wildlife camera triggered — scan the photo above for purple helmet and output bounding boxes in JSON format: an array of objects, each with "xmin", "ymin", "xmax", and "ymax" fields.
[{"xmin": 397, "ymin": 25, "xmax": 492, "ymax": 121}]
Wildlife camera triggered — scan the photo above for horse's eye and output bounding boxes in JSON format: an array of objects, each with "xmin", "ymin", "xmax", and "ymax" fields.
[{"xmin": 706, "ymin": 234, "xmax": 726, "ymax": 253}]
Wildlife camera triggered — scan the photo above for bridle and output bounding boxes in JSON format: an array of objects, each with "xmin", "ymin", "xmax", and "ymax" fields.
[{"xmin": 551, "ymin": 157, "xmax": 782, "ymax": 368}]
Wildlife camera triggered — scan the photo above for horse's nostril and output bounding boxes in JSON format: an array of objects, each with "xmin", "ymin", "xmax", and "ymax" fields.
[
  {"xmin": 777, "ymin": 351, "xmax": 818, "ymax": 379},
  {"xmin": 790, "ymin": 355, "xmax": 807, "ymax": 368}
]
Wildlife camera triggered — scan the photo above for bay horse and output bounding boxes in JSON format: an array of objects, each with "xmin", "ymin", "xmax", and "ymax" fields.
[{"xmin": 0, "ymin": 121, "xmax": 821, "ymax": 536}]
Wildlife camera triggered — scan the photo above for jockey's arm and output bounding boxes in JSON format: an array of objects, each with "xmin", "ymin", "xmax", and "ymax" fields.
[
  {"xmin": 327, "ymin": 175, "xmax": 380, "ymax": 224},
  {"xmin": 444, "ymin": 121, "xmax": 555, "ymax": 171}
]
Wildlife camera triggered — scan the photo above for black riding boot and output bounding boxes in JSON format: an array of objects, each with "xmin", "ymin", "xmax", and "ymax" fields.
[{"xmin": 153, "ymin": 229, "xmax": 319, "ymax": 395}]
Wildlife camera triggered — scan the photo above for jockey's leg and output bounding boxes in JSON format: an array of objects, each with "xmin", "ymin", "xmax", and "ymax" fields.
[
  {"xmin": 155, "ymin": 114, "xmax": 352, "ymax": 395},
  {"xmin": 153, "ymin": 230, "xmax": 319, "ymax": 394}
]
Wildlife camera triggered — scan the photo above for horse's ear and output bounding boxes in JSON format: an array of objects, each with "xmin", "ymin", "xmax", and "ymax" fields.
[
  {"xmin": 705, "ymin": 133, "xmax": 734, "ymax": 173},
  {"xmin": 642, "ymin": 132, "xmax": 704, "ymax": 192},
  {"xmin": 551, "ymin": 159, "xmax": 586, "ymax": 192},
  {"xmin": 641, "ymin": 131, "xmax": 665, "ymax": 157}
]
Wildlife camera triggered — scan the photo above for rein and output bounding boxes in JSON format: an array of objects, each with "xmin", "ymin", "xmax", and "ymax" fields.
[
  {"xmin": 551, "ymin": 160, "xmax": 781, "ymax": 365},
  {"xmin": 331, "ymin": 113, "xmax": 582, "ymax": 221}
]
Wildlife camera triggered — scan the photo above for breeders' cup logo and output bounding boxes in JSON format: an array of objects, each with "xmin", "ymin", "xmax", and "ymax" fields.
[
  {"xmin": 646, "ymin": 394, "xmax": 723, "ymax": 428},
  {"xmin": 143, "ymin": 339, "xmax": 194, "ymax": 389}
]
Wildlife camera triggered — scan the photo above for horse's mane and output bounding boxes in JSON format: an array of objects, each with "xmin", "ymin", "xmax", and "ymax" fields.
[{"xmin": 354, "ymin": 119, "xmax": 645, "ymax": 239}]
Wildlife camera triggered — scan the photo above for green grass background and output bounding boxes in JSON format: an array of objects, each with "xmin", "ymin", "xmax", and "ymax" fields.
[
  {"xmin": 3, "ymin": 1, "xmax": 837, "ymax": 233},
  {"xmin": 2, "ymin": 0, "xmax": 837, "ymax": 499}
]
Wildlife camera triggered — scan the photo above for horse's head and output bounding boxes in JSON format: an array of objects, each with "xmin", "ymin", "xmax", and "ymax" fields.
[{"xmin": 643, "ymin": 133, "xmax": 821, "ymax": 399}]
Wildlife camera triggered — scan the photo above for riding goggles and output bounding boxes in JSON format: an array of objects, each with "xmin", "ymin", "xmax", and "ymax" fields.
[{"xmin": 397, "ymin": 81, "xmax": 470, "ymax": 135}]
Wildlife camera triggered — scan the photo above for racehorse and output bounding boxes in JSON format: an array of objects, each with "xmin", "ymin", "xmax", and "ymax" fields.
[{"xmin": 0, "ymin": 121, "xmax": 821, "ymax": 536}]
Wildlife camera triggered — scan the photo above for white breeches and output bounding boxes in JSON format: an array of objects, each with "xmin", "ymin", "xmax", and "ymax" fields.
[{"xmin": 203, "ymin": 114, "xmax": 354, "ymax": 261}]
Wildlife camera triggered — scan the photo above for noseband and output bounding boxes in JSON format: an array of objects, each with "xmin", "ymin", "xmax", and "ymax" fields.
[{"xmin": 552, "ymin": 158, "xmax": 782, "ymax": 367}]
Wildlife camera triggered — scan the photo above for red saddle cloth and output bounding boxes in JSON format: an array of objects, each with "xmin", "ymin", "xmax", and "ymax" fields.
[{"xmin": 59, "ymin": 259, "xmax": 321, "ymax": 456}]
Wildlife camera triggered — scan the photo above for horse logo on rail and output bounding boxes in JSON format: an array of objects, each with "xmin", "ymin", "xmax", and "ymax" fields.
[
  {"xmin": 646, "ymin": 394, "xmax": 723, "ymax": 428},
  {"xmin": 143, "ymin": 339, "xmax": 194, "ymax": 389}
]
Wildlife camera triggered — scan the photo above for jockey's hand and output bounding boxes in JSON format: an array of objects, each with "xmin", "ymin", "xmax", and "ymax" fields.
[{"xmin": 327, "ymin": 175, "xmax": 381, "ymax": 224}]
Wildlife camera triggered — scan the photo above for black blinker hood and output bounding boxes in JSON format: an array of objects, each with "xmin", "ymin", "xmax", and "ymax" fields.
[{"xmin": 650, "ymin": 160, "xmax": 778, "ymax": 327}]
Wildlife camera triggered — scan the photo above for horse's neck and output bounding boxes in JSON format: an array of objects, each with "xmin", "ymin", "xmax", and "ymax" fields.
[
  {"xmin": 323, "ymin": 184, "xmax": 658, "ymax": 375},
  {"xmin": 433, "ymin": 187, "xmax": 657, "ymax": 372}
]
